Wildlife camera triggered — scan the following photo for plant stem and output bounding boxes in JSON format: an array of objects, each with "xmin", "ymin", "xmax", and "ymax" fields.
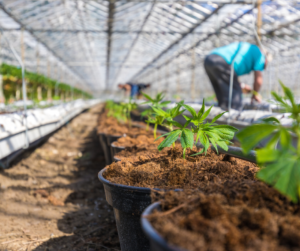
[
  {"xmin": 183, "ymin": 148, "xmax": 186, "ymax": 159},
  {"xmin": 170, "ymin": 125, "xmax": 175, "ymax": 148},
  {"xmin": 146, "ymin": 122, "xmax": 149, "ymax": 131},
  {"xmin": 154, "ymin": 124, "xmax": 158, "ymax": 139}
]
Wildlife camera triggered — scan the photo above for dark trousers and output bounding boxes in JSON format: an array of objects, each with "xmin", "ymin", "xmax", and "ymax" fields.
[{"xmin": 204, "ymin": 54, "xmax": 242, "ymax": 111}]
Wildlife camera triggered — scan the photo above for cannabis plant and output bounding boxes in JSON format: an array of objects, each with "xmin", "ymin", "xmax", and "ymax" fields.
[
  {"xmin": 237, "ymin": 82, "xmax": 300, "ymax": 203},
  {"xmin": 142, "ymin": 92, "xmax": 171, "ymax": 137},
  {"xmin": 120, "ymin": 98, "xmax": 137, "ymax": 127},
  {"xmin": 142, "ymin": 92, "xmax": 171, "ymax": 108},
  {"xmin": 106, "ymin": 102, "xmax": 127, "ymax": 122},
  {"xmin": 147, "ymin": 101, "xmax": 185, "ymax": 144},
  {"xmin": 156, "ymin": 100, "xmax": 238, "ymax": 158}
]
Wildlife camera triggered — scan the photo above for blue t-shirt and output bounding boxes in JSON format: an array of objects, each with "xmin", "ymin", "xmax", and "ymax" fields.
[{"xmin": 210, "ymin": 42, "xmax": 265, "ymax": 76}]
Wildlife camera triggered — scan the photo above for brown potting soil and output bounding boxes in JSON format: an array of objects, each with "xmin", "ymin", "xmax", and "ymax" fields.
[
  {"xmin": 149, "ymin": 182, "xmax": 300, "ymax": 251},
  {"xmin": 97, "ymin": 110, "xmax": 151, "ymax": 137},
  {"xmin": 112, "ymin": 134, "xmax": 163, "ymax": 148},
  {"xmin": 104, "ymin": 146, "xmax": 258, "ymax": 189},
  {"xmin": 114, "ymin": 142, "xmax": 182, "ymax": 162}
]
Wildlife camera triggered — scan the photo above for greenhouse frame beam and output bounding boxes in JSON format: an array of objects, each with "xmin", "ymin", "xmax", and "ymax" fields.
[
  {"xmin": 106, "ymin": 0, "xmax": 116, "ymax": 89},
  {"xmin": 135, "ymin": 5, "xmax": 255, "ymax": 81},
  {"xmin": 129, "ymin": 4, "xmax": 223, "ymax": 82},
  {"xmin": 266, "ymin": 18, "xmax": 300, "ymax": 36},
  {"xmin": 0, "ymin": 3, "xmax": 90, "ymax": 91},
  {"xmin": 112, "ymin": 1, "xmax": 156, "ymax": 86}
]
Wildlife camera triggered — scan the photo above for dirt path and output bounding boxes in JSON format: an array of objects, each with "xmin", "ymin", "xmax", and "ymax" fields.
[{"xmin": 0, "ymin": 104, "xmax": 120, "ymax": 251}]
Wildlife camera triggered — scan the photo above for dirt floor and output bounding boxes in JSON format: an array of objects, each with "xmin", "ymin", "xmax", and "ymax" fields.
[{"xmin": 0, "ymin": 104, "xmax": 120, "ymax": 251}]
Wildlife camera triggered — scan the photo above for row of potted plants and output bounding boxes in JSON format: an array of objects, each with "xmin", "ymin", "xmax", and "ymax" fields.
[
  {"xmin": 97, "ymin": 83, "xmax": 300, "ymax": 251},
  {"xmin": 0, "ymin": 63, "xmax": 92, "ymax": 102}
]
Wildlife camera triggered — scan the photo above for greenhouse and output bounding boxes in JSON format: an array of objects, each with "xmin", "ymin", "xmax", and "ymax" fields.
[{"xmin": 0, "ymin": 0, "xmax": 300, "ymax": 251}]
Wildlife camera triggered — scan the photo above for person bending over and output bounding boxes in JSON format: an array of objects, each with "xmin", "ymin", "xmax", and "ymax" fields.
[
  {"xmin": 204, "ymin": 42, "xmax": 268, "ymax": 111},
  {"xmin": 118, "ymin": 83, "xmax": 151, "ymax": 99}
]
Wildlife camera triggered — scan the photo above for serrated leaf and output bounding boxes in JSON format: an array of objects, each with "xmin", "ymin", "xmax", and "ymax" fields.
[
  {"xmin": 191, "ymin": 148, "xmax": 205, "ymax": 156},
  {"xmin": 265, "ymin": 131, "xmax": 280, "ymax": 149},
  {"xmin": 261, "ymin": 117, "xmax": 280, "ymax": 124},
  {"xmin": 182, "ymin": 104, "xmax": 197, "ymax": 118},
  {"xmin": 279, "ymin": 80, "xmax": 295, "ymax": 107},
  {"xmin": 211, "ymin": 112, "xmax": 227, "ymax": 123},
  {"xmin": 209, "ymin": 137, "xmax": 218, "ymax": 154},
  {"xmin": 154, "ymin": 132, "xmax": 172, "ymax": 141},
  {"xmin": 199, "ymin": 131, "xmax": 209, "ymax": 154},
  {"xmin": 272, "ymin": 91, "xmax": 286, "ymax": 106},
  {"xmin": 157, "ymin": 130, "xmax": 181, "ymax": 151},
  {"xmin": 170, "ymin": 120, "xmax": 183, "ymax": 129},
  {"xmin": 280, "ymin": 128, "xmax": 291, "ymax": 149},
  {"xmin": 257, "ymin": 153, "xmax": 300, "ymax": 203},
  {"xmin": 152, "ymin": 107, "xmax": 168, "ymax": 117},
  {"xmin": 199, "ymin": 105, "xmax": 214, "ymax": 122},
  {"xmin": 236, "ymin": 124, "xmax": 277, "ymax": 153},
  {"xmin": 198, "ymin": 99, "xmax": 205, "ymax": 119},
  {"xmin": 212, "ymin": 125, "xmax": 239, "ymax": 132},
  {"xmin": 160, "ymin": 101, "xmax": 171, "ymax": 107},
  {"xmin": 183, "ymin": 115, "xmax": 193, "ymax": 121},
  {"xmin": 142, "ymin": 92, "xmax": 153, "ymax": 102},
  {"xmin": 183, "ymin": 119, "xmax": 192, "ymax": 128},
  {"xmin": 206, "ymin": 131, "xmax": 221, "ymax": 141},
  {"xmin": 216, "ymin": 140, "xmax": 228, "ymax": 151},
  {"xmin": 180, "ymin": 129, "xmax": 194, "ymax": 149},
  {"xmin": 256, "ymin": 148, "xmax": 279, "ymax": 163}
]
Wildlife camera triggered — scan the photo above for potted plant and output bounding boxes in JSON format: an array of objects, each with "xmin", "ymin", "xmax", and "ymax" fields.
[
  {"xmin": 140, "ymin": 82, "xmax": 300, "ymax": 251},
  {"xmin": 99, "ymin": 99, "xmax": 247, "ymax": 251}
]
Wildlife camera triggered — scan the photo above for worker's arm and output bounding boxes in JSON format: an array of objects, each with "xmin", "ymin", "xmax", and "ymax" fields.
[
  {"xmin": 124, "ymin": 84, "xmax": 131, "ymax": 96},
  {"xmin": 252, "ymin": 71, "xmax": 263, "ymax": 103}
]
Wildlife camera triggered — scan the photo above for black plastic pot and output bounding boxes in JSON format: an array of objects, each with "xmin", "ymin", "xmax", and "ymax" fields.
[
  {"xmin": 98, "ymin": 168, "xmax": 152, "ymax": 251},
  {"xmin": 98, "ymin": 133, "xmax": 123, "ymax": 165},
  {"xmin": 114, "ymin": 156, "xmax": 121, "ymax": 162},
  {"xmin": 111, "ymin": 143, "xmax": 125, "ymax": 161},
  {"xmin": 141, "ymin": 202, "xmax": 186, "ymax": 251},
  {"xmin": 98, "ymin": 133, "xmax": 110, "ymax": 166}
]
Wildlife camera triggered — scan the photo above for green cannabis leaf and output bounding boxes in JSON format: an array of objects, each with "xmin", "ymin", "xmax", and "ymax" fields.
[
  {"xmin": 237, "ymin": 81, "xmax": 300, "ymax": 203},
  {"xmin": 183, "ymin": 99, "xmax": 238, "ymax": 156},
  {"xmin": 156, "ymin": 99, "xmax": 237, "ymax": 159},
  {"xmin": 142, "ymin": 92, "xmax": 171, "ymax": 108},
  {"xmin": 156, "ymin": 120, "xmax": 192, "ymax": 159}
]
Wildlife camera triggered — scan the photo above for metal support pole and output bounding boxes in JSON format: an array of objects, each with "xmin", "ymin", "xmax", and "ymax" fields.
[
  {"xmin": 0, "ymin": 33, "xmax": 4, "ymax": 105},
  {"xmin": 20, "ymin": 29, "xmax": 29, "ymax": 148},
  {"xmin": 257, "ymin": 0, "xmax": 262, "ymax": 41},
  {"xmin": 176, "ymin": 57, "xmax": 180, "ymax": 98},
  {"xmin": 191, "ymin": 35, "xmax": 196, "ymax": 101}
]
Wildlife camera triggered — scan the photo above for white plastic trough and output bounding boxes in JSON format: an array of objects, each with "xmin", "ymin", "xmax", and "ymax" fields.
[{"xmin": 0, "ymin": 99, "xmax": 100, "ymax": 168}]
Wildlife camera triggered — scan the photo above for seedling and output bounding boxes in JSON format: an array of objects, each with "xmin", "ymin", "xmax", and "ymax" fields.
[
  {"xmin": 237, "ymin": 81, "xmax": 300, "ymax": 203},
  {"xmin": 142, "ymin": 92, "xmax": 171, "ymax": 108},
  {"xmin": 120, "ymin": 98, "xmax": 137, "ymax": 127},
  {"xmin": 151, "ymin": 101, "xmax": 185, "ymax": 146},
  {"xmin": 156, "ymin": 100, "xmax": 238, "ymax": 158},
  {"xmin": 142, "ymin": 92, "xmax": 171, "ymax": 137},
  {"xmin": 141, "ymin": 109, "xmax": 154, "ymax": 131}
]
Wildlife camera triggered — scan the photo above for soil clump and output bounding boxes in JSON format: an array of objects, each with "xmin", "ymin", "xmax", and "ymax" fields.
[{"xmin": 149, "ymin": 184, "xmax": 300, "ymax": 251}]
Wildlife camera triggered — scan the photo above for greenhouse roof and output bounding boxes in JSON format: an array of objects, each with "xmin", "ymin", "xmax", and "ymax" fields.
[{"xmin": 0, "ymin": 0, "xmax": 300, "ymax": 96}]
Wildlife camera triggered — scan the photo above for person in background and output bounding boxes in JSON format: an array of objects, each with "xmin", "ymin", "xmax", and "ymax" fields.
[
  {"xmin": 118, "ymin": 83, "xmax": 151, "ymax": 99},
  {"xmin": 204, "ymin": 42, "xmax": 269, "ymax": 111}
]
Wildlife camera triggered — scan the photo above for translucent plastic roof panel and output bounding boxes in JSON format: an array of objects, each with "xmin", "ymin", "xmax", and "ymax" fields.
[{"xmin": 0, "ymin": 0, "xmax": 300, "ymax": 97}]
